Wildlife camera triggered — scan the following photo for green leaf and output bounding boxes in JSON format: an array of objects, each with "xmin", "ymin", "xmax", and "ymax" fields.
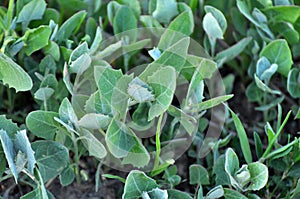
[
  {"xmin": 23, "ymin": 26, "xmax": 51, "ymax": 56},
  {"xmin": 158, "ymin": 11, "xmax": 194, "ymax": 49},
  {"xmin": 84, "ymin": 91, "xmax": 113, "ymax": 116},
  {"xmin": 17, "ymin": 0, "xmax": 46, "ymax": 23},
  {"xmin": 0, "ymin": 130, "xmax": 18, "ymax": 182},
  {"xmin": 247, "ymin": 162, "xmax": 268, "ymax": 191},
  {"xmin": 44, "ymin": 41, "xmax": 60, "ymax": 61},
  {"xmin": 128, "ymin": 77, "xmax": 155, "ymax": 103},
  {"xmin": 287, "ymin": 68, "xmax": 300, "ymax": 98},
  {"xmin": 263, "ymin": 5, "xmax": 300, "ymax": 23},
  {"xmin": 34, "ymin": 87, "xmax": 54, "ymax": 101},
  {"xmin": 14, "ymin": 130, "xmax": 36, "ymax": 175},
  {"xmin": 292, "ymin": 179, "xmax": 300, "ymax": 199},
  {"xmin": 26, "ymin": 111, "xmax": 59, "ymax": 140},
  {"xmin": 20, "ymin": 187, "xmax": 49, "ymax": 199},
  {"xmin": 148, "ymin": 188, "xmax": 168, "ymax": 199},
  {"xmin": 204, "ymin": 6, "xmax": 227, "ymax": 33},
  {"xmin": 152, "ymin": 0, "xmax": 178, "ymax": 24},
  {"xmin": 167, "ymin": 105, "xmax": 197, "ymax": 135},
  {"xmin": 95, "ymin": 66, "xmax": 123, "ymax": 104},
  {"xmin": 147, "ymin": 66, "xmax": 176, "ymax": 120},
  {"xmin": 203, "ymin": 12, "xmax": 224, "ymax": 39},
  {"xmin": 215, "ymin": 37, "xmax": 252, "ymax": 67},
  {"xmin": 225, "ymin": 148, "xmax": 240, "ymax": 189},
  {"xmin": 106, "ymin": 119, "xmax": 150, "ymax": 167},
  {"xmin": 227, "ymin": 108, "xmax": 253, "ymax": 164},
  {"xmin": 59, "ymin": 165, "xmax": 75, "ymax": 186},
  {"xmin": 122, "ymin": 170, "xmax": 158, "ymax": 199},
  {"xmin": 206, "ymin": 185, "xmax": 224, "ymax": 199},
  {"xmin": 256, "ymin": 57, "xmax": 278, "ymax": 82},
  {"xmin": 260, "ymin": 39, "xmax": 293, "ymax": 77},
  {"xmin": 186, "ymin": 59, "xmax": 217, "ymax": 105},
  {"xmin": 167, "ymin": 190, "xmax": 193, "ymax": 199},
  {"xmin": 79, "ymin": 128, "xmax": 107, "ymax": 159},
  {"xmin": 69, "ymin": 42, "xmax": 89, "ymax": 63},
  {"xmin": 112, "ymin": 74, "xmax": 133, "ymax": 120},
  {"xmin": 254, "ymin": 74, "xmax": 281, "ymax": 95},
  {"xmin": 55, "ymin": 11, "xmax": 87, "ymax": 44},
  {"xmin": 213, "ymin": 155, "xmax": 231, "ymax": 185},
  {"xmin": 78, "ymin": 113, "xmax": 111, "ymax": 130},
  {"xmin": 59, "ymin": 98, "xmax": 78, "ymax": 127},
  {"xmin": 236, "ymin": 0, "xmax": 274, "ymax": 39},
  {"xmin": 0, "ymin": 53, "xmax": 33, "ymax": 92},
  {"xmin": 32, "ymin": 140, "xmax": 69, "ymax": 182},
  {"xmin": 189, "ymin": 164, "xmax": 210, "ymax": 185},
  {"xmin": 272, "ymin": 22, "xmax": 299, "ymax": 45},
  {"xmin": 0, "ymin": 115, "xmax": 19, "ymax": 137},
  {"xmin": 102, "ymin": 173, "xmax": 126, "ymax": 183},
  {"xmin": 113, "ymin": 6, "xmax": 137, "ymax": 43},
  {"xmin": 246, "ymin": 82, "xmax": 264, "ymax": 103},
  {"xmin": 118, "ymin": 0, "xmax": 141, "ymax": 19},
  {"xmin": 254, "ymin": 132, "xmax": 263, "ymax": 159},
  {"xmin": 195, "ymin": 95, "xmax": 233, "ymax": 112},
  {"xmin": 224, "ymin": 188, "xmax": 247, "ymax": 199}
]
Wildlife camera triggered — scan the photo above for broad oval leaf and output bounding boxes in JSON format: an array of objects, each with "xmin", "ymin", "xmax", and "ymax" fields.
[
  {"xmin": 32, "ymin": 140, "xmax": 69, "ymax": 182},
  {"xmin": 17, "ymin": 0, "xmax": 46, "ymax": 23},
  {"xmin": 203, "ymin": 13, "xmax": 224, "ymax": 40},
  {"xmin": 152, "ymin": 0, "xmax": 178, "ymax": 24},
  {"xmin": 106, "ymin": 119, "xmax": 150, "ymax": 167},
  {"xmin": 0, "ymin": 53, "xmax": 33, "ymax": 92},
  {"xmin": 147, "ymin": 66, "xmax": 176, "ymax": 121},
  {"xmin": 247, "ymin": 162, "xmax": 268, "ymax": 191},
  {"xmin": 204, "ymin": 6, "xmax": 227, "ymax": 33},
  {"xmin": 26, "ymin": 111, "xmax": 59, "ymax": 140},
  {"xmin": 122, "ymin": 170, "xmax": 158, "ymax": 199},
  {"xmin": 287, "ymin": 68, "xmax": 300, "ymax": 98},
  {"xmin": 113, "ymin": 5, "xmax": 137, "ymax": 43},
  {"xmin": 260, "ymin": 39, "xmax": 293, "ymax": 77},
  {"xmin": 55, "ymin": 11, "xmax": 87, "ymax": 44},
  {"xmin": 189, "ymin": 164, "xmax": 210, "ymax": 185},
  {"xmin": 23, "ymin": 26, "xmax": 52, "ymax": 56}
]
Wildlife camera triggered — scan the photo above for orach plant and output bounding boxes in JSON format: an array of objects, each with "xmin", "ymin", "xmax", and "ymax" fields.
[{"xmin": 0, "ymin": 0, "xmax": 299, "ymax": 199}]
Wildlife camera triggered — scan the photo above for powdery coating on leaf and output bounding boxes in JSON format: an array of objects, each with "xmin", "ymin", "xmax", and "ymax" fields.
[
  {"xmin": 122, "ymin": 170, "xmax": 158, "ymax": 199},
  {"xmin": 128, "ymin": 77, "xmax": 155, "ymax": 103},
  {"xmin": 0, "ymin": 53, "xmax": 33, "ymax": 92}
]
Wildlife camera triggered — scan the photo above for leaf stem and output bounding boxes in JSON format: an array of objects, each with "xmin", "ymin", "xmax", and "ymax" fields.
[
  {"xmin": 153, "ymin": 113, "xmax": 164, "ymax": 170},
  {"xmin": 71, "ymin": 133, "xmax": 81, "ymax": 184}
]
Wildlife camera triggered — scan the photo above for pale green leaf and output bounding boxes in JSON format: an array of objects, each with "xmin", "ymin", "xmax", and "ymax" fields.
[
  {"xmin": 122, "ymin": 170, "xmax": 158, "ymax": 199},
  {"xmin": 17, "ymin": 0, "xmax": 46, "ymax": 23},
  {"xmin": 189, "ymin": 164, "xmax": 210, "ymax": 185},
  {"xmin": 56, "ymin": 11, "xmax": 87, "ymax": 43},
  {"xmin": 34, "ymin": 87, "xmax": 54, "ymax": 101},
  {"xmin": 79, "ymin": 128, "xmax": 107, "ymax": 159},
  {"xmin": 260, "ymin": 39, "xmax": 293, "ymax": 77},
  {"xmin": 26, "ymin": 111, "xmax": 59, "ymax": 140},
  {"xmin": 227, "ymin": 108, "xmax": 253, "ymax": 164},
  {"xmin": 23, "ymin": 26, "xmax": 51, "ymax": 56},
  {"xmin": 14, "ymin": 130, "xmax": 36, "ymax": 175},
  {"xmin": 152, "ymin": 0, "xmax": 178, "ymax": 24},
  {"xmin": 147, "ymin": 66, "xmax": 176, "ymax": 120},
  {"xmin": 32, "ymin": 140, "xmax": 69, "ymax": 182},
  {"xmin": 247, "ymin": 162, "xmax": 268, "ymax": 191},
  {"xmin": 0, "ymin": 53, "xmax": 33, "ymax": 92},
  {"xmin": 287, "ymin": 68, "xmax": 300, "ymax": 98},
  {"xmin": 0, "ymin": 130, "xmax": 18, "ymax": 182}
]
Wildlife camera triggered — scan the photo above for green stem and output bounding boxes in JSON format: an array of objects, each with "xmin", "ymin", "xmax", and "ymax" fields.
[
  {"xmin": 6, "ymin": 0, "xmax": 14, "ymax": 29},
  {"xmin": 261, "ymin": 110, "xmax": 292, "ymax": 159},
  {"xmin": 71, "ymin": 133, "xmax": 81, "ymax": 184},
  {"xmin": 153, "ymin": 114, "xmax": 164, "ymax": 170}
]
